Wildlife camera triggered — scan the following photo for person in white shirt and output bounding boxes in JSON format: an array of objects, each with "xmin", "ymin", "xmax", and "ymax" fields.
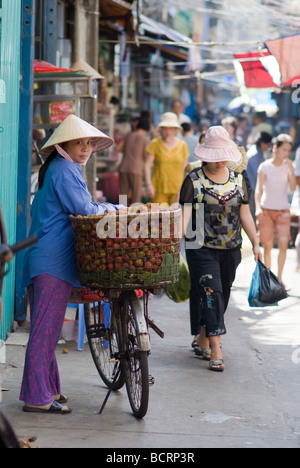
[
  {"xmin": 255, "ymin": 134, "xmax": 297, "ymax": 285},
  {"xmin": 171, "ymin": 99, "xmax": 191, "ymax": 125}
]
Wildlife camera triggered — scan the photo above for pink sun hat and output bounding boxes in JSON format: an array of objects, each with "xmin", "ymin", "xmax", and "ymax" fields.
[{"xmin": 193, "ymin": 125, "xmax": 242, "ymax": 163}]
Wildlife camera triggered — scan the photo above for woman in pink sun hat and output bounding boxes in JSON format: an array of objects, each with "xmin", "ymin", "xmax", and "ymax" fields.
[{"xmin": 180, "ymin": 126, "xmax": 262, "ymax": 372}]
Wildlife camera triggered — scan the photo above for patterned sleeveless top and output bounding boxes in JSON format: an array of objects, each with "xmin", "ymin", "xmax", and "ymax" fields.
[{"xmin": 188, "ymin": 167, "xmax": 248, "ymax": 250}]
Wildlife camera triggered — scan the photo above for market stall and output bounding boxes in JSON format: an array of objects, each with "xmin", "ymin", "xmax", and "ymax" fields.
[
  {"xmin": 33, "ymin": 61, "xmax": 98, "ymax": 130},
  {"xmin": 32, "ymin": 60, "xmax": 109, "ymax": 200}
]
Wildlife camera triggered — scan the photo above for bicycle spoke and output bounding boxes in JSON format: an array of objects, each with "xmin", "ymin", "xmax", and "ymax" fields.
[
  {"xmin": 85, "ymin": 300, "xmax": 124, "ymax": 391},
  {"xmin": 120, "ymin": 292, "xmax": 149, "ymax": 418}
]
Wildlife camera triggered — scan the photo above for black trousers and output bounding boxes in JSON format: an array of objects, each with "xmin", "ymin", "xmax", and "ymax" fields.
[{"xmin": 186, "ymin": 246, "xmax": 242, "ymax": 338}]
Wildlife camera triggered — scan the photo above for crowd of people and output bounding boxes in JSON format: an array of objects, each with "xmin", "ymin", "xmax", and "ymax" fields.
[
  {"xmin": 116, "ymin": 102, "xmax": 299, "ymax": 275},
  {"xmin": 115, "ymin": 100, "xmax": 300, "ymax": 373}
]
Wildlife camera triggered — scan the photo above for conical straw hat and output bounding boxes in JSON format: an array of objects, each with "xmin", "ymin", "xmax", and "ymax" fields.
[
  {"xmin": 72, "ymin": 59, "xmax": 104, "ymax": 80},
  {"xmin": 40, "ymin": 114, "xmax": 114, "ymax": 157}
]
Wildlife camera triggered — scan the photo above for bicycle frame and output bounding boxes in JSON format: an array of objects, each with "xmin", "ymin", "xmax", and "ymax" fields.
[
  {"xmin": 83, "ymin": 287, "xmax": 164, "ymax": 418},
  {"xmin": 128, "ymin": 293, "xmax": 151, "ymax": 353}
]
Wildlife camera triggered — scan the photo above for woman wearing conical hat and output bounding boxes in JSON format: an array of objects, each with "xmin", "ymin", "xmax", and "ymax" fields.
[{"xmin": 20, "ymin": 115, "xmax": 121, "ymax": 414}]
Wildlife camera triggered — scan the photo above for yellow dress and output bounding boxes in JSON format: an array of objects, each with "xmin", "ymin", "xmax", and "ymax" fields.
[{"xmin": 146, "ymin": 137, "xmax": 189, "ymax": 204}]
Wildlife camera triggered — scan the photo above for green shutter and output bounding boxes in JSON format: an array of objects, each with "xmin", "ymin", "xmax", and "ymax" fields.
[{"xmin": 0, "ymin": 0, "xmax": 21, "ymax": 342}]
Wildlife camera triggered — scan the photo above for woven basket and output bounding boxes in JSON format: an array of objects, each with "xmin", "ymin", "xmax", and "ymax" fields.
[{"xmin": 70, "ymin": 207, "xmax": 181, "ymax": 289}]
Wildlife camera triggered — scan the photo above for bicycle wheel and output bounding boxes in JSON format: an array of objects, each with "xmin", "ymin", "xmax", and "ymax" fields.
[
  {"xmin": 120, "ymin": 291, "xmax": 149, "ymax": 419},
  {"xmin": 0, "ymin": 412, "xmax": 20, "ymax": 449},
  {"xmin": 84, "ymin": 299, "xmax": 124, "ymax": 390}
]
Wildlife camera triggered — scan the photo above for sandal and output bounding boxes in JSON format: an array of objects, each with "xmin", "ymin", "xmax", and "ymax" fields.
[
  {"xmin": 23, "ymin": 400, "xmax": 72, "ymax": 414},
  {"xmin": 194, "ymin": 346, "xmax": 212, "ymax": 361},
  {"xmin": 209, "ymin": 359, "xmax": 225, "ymax": 372},
  {"xmin": 54, "ymin": 394, "xmax": 68, "ymax": 404},
  {"xmin": 191, "ymin": 335, "xmax": 201, "ymax": 349}
]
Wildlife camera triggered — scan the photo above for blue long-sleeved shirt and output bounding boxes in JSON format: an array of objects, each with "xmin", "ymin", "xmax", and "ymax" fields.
[{"xmin": 22, "ymin": 155, "xmax": 116, "ymax": 287}]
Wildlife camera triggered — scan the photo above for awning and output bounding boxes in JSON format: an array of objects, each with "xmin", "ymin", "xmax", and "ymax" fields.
[
  {"xmin": 234, "ymin": 51, "xmax": 279, "ymax": 89},
  {"xmin": 234, "ymin": 34, "xmax": 300, "ymax": 89},
  {"xmin": 34, "ymin": 59, "xmax": 102, "ymax": 79},
  {"xmin": 100, "ymin": 0, "xmax": 136, "ymax": 38},
  {"xmin": 266, "ymin": 34, "xmax": 300, "ymax": 87},
  {"xmin": 34, "ymin": 59, "xmax": 72, "ymax": 74},
  {"xmin": 137, "ymin": 14, "xmax": 192, "ymax": 46},
  {"xmin": 136, "ymin": 13, "xmax": 192, "ymax": 60}
]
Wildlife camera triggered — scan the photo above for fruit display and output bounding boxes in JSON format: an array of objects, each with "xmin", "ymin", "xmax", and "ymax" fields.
[{"xmin": 70, "ymin": 204, "xmax": 181, "ymax": 289}]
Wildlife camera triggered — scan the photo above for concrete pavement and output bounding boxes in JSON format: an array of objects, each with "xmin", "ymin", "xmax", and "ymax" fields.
[{"xmin": 0, "ymin": 247, "xmax": 300, "ymax": 448}]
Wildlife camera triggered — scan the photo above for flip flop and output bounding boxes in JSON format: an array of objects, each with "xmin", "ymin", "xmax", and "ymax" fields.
[
  {"xmin": 194, "ymin": 346, "xmax": 212, "ymax": 361},
  {"xmin": 191, "ymin": 340, "xmax": 198, "ymax": 349},
  {"xmin": 209, "ymin": 359, "xmax": 225, "ymax": 372},
  {"xmin": 55, "ymin": 394, "xmax": 68, "ymax": 404},
  {"xmin": 23, "ymin": 400, "xmax": 72, "ymax": 414}
]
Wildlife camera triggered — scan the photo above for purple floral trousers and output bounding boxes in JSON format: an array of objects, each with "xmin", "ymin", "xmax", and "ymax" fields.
[{"xmin": 20, "ymin": 274, "xmax": 72, "ymax": 406}]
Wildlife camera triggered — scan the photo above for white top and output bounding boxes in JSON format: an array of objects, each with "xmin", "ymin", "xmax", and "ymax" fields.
[
  {"xmin": 258, "ymin": 159, "xmax": 291, "ymax": 210},
  {"xmin": 294, "ymin": 148, "xmax": 300, "ymax": 177}
]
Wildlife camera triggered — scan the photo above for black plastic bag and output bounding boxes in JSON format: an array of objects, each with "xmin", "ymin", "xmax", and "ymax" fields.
[
  {"xmin": 248, "ymin": 262, "xmax": 272, "ymax": 308},
  {"xmin": 258, "ymin": 260, "xmax": 288, "ymax": 304}
]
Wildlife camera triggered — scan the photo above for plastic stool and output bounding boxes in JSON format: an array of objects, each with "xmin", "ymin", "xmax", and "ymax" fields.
[
  {"xmin": 102, "ymin": 301, "xmax": 111, "ymax": 349},
  {"xmin": 67, "ymin": 303, "xmax": 86, "ymax": 351}
]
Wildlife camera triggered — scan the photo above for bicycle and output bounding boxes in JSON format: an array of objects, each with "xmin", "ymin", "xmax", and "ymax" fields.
[
  {"xmin": 70, "ymin": 208, "xmax": 181, "ymax": 419},
  {"xmin": 0, "ymin": 203, "xmax": 38, "ymax": 448},
  {"xmin": 78, "ymin": 287, "xmax": 165, "ymax": 419}
]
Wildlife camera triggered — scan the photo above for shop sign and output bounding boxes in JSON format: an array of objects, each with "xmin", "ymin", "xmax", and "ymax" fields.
[{"xmin": 49, "ymin": 100, "xmax": 75, "ymax": 123}]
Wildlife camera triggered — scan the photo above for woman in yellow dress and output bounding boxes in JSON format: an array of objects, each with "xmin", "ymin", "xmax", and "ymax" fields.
[{"xmin": 145, "ymin": 112, "xmax": 189, "ymax": 205}]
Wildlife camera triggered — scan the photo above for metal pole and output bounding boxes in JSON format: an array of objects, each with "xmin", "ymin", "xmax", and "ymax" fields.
[
  {"xmin": 15, "ymin": 0, "xmax": 36, "ymax": 321},
  {"xmin": 74, "ymin": 0, "xmax": 100, "ymax": 199}
]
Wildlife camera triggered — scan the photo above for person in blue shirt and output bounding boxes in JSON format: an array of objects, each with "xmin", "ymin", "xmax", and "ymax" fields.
[
  {"xmin": 247, "ymin": 132, "xmax": 272, "ymax": 219},
  {"xmin": 20, "ymin": 115, "xmax": 122, "ymax": 414}
]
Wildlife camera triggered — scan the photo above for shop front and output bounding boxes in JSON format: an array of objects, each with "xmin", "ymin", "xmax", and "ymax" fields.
[{"xmin": 31, "ymin": 62, "xmax": 101, "ymax": 196}]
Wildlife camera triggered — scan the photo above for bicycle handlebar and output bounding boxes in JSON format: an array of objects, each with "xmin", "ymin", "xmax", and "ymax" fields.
[
  {"xmin": 10, "ymin": 235, "xmax": 38, "ymax": 254},
  {"xmin": 0, "ymin": 235, "xmax": 38, "ymax": 263}
]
